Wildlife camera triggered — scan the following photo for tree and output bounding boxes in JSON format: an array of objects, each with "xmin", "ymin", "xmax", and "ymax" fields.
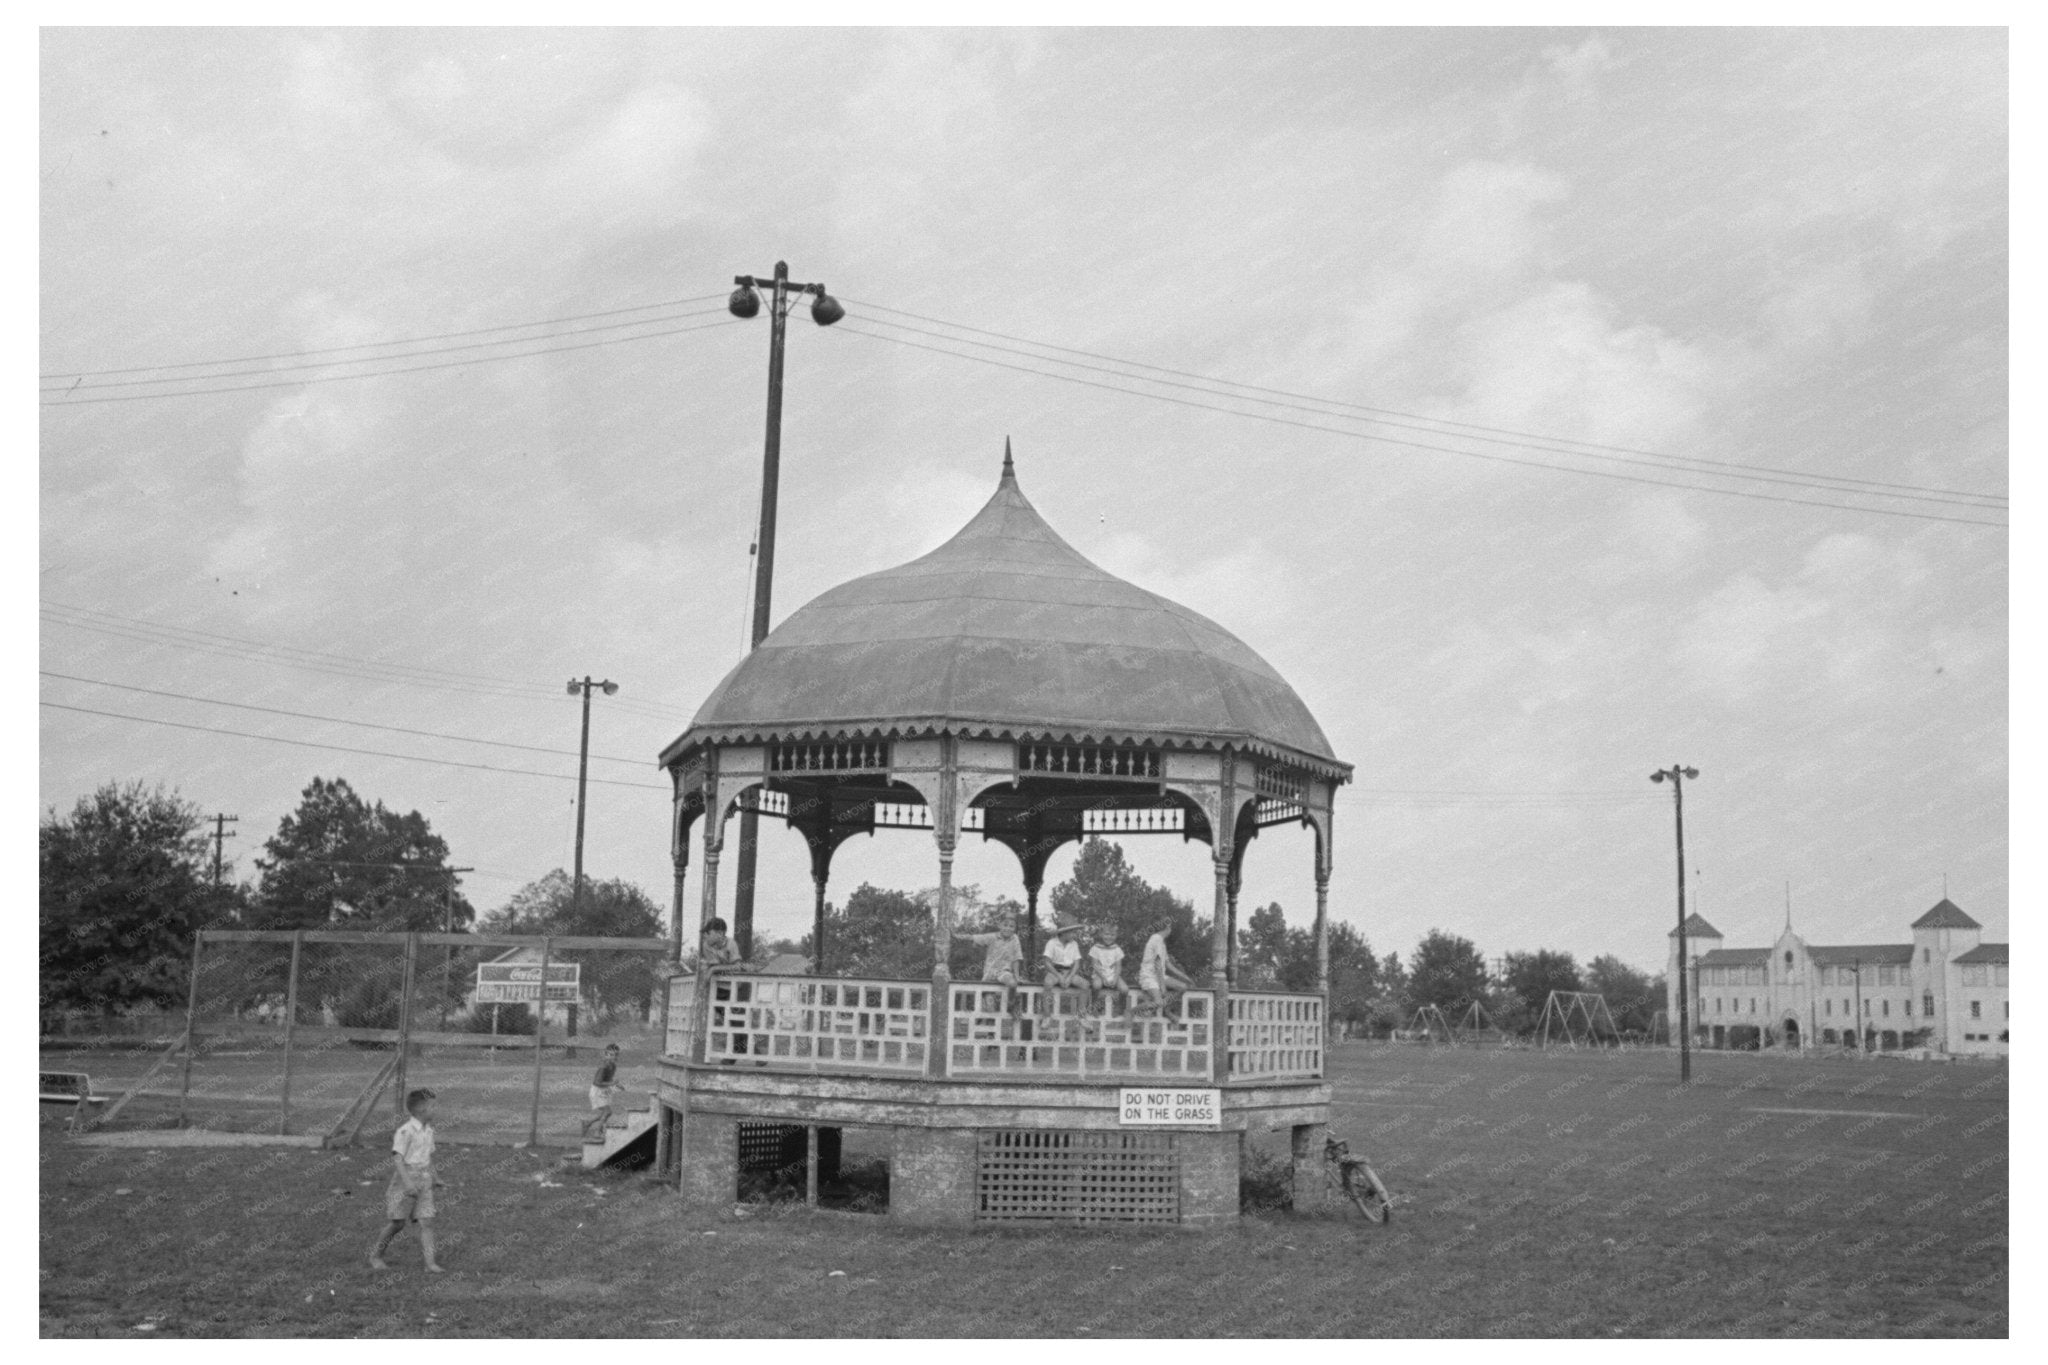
[
  {"xmin": 1049, "ymin": 838, "xmax": 1211, "ymax": 979},
  {"xmin": 251, "ymin": 777, "xmax": 474, "ymax": 932},
  {"xmin": 483, "ymin": 870, "xmax": 666, "ymax": 1030},
  {"xmin": 812, "ymin": 884, "xmax": 933, "ymax": 979},
  {"xmin": 1406, "ymin": 929, "xmax": 1489, "ymax": 1014},
  {"xmin": 1325, "ymin": 921, "xmax": 1381, "ymax": 1035},
  {"xmin": 40, "ymin": 782, "xmax": 229, "ymax": 1017},
  {"xmin": 1500, "ymin": 949, "xmax": 1584, "ymax": 1026},
  {"xmin": 1365, "ymin": 950, "xmax": 1408, "ymax": 1035},
  {"xmin": 1586, "ymin": 954, "xmax": 1660, "ymax": 1035}
]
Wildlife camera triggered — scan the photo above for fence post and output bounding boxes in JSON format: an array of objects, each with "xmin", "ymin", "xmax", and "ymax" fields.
[
  {"xmin": 176, "ymin": 933, "xmax": 204, "ymax": 1127},
  {"xmin": 280, "ymin": 930, "xmax": 303, "ymax": 1134},
  {"xmin": 528, "ymin": 935, "xmax": 552, "ymax": 1147},
  {"xmin": 394, "ymin": 932, "xmax": 418, "ymax": 1115}
]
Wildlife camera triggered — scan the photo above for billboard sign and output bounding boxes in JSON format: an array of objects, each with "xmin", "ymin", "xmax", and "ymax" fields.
[{"xmin": 474, "ymin": 960, "xmax": 581, "ymax": 1004}]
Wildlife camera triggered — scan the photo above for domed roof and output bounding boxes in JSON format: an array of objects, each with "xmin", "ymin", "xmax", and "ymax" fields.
[{"xmin": 667, "ymin": 450, "xmax": 1347, "ymax": 775}]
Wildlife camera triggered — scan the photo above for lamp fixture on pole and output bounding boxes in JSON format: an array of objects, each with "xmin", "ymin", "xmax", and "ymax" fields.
[
  {"xmin": 1651, "ymin": 764, "xmax": 1700, "ymax": 1083},
  {"xmin": 725, "ymin": 260, "xmax": 842, "ymax": 959}
]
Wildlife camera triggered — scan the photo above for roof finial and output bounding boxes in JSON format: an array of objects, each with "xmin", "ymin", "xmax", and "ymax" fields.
[{"xmin": 1002, "ymin": 436, "xmax": 1015, "ymax": 482}]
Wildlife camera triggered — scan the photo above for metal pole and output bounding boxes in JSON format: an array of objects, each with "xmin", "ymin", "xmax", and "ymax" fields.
[
  {"xmin": 731, "ymin": 263, "xmax": 792, "ymax": 963},
  {"xmin": 573, "ymin": 677, "xmax": 593, "ymax": 922},
  {"xmin": 176, "ymin": 933, "xmax": 204, "ymax": 1127},
  {"xmin": 1853, "ymin": 959, "xmax": 1863, "ymax": 1052},
  {"xmin": 394, "ymin": 932, "xmax": 417, "ymax": 1115},
  {"xmin": 1673, "ymin": 771, "xmax": 1691, "ymax": 1084},
  {"xmin": 440, "ymin": 880, "xmax": 454, "ymax": 1030},
  {"xmin": 528, "ymin": 935, "xmax": 552, "ymax": 1147},
  {"xmin": 812, "ymin": 875, "xmax": 828, "ymax": 976},
  {"xmin": 280, "ymin": 931, "xmax": 302, "ymax": 1134}
]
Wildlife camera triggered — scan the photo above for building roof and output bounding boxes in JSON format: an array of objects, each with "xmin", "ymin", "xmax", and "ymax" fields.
[
  {"xmin": 664, "ymin": 451, "xmax": 1349, "ymax": 776},
  {"xmin": 1953, "ymin": 943, "xmax": 2008, "ymax": 965},
  {"xmin": 1696, "ymin": 948, "xmax": 1769, "ymax": 966},
  {"xmin": 1911, "ymin": 898, "xmax": 1980, "ymax": 930},
  {"xmin": 1805, "ymin": 944, "xmax": 1915, "ymax": 966},
  {"xmin": 1668, "ymin": 912, "xmax": 1722, "ymax": 939}
]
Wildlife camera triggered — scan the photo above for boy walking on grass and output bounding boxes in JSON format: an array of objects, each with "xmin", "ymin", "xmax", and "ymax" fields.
[{"xmin": 371, "ymin": 1088, "xmax": 444, "ymax": 1273}]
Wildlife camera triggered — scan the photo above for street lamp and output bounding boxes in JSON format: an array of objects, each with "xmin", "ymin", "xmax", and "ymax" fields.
[
  {"xmin": 725, "ymin": 260, "xmax": 842, "ymax": 959},
  {"xmin": 1651, "ymin": 765, "xmax": 1700, "ymax": 1083},
  {"xmin": 567, "ymin": 677, "xmax": 619, "ymax": 923}
]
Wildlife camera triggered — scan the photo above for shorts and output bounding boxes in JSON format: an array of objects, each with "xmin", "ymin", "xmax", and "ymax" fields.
[
  {"xmin": 1137, "ymin": 967, "xmax": 1163, "ymax": 993},
  {"xmin": 983, "ymin": 969, "xmax": 1019, "ymax": 988},
  {"xmin": 588, "ymin": 1085, "xmax": 615, "ymax": 1110},
  {"xmin": 386, "ymin": 1169, "xmax": 436, "ymax": 1222}
]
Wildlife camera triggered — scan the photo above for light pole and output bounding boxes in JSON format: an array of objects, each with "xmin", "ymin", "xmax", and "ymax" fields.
[
  {"xmin": 1651, "ymin": 764, "xmax": 1700, "ymax": 1083},
  {"xmin": 725, "ymin": 261, "xmax": 843, "ymax": 959},
  {"xmin": 567, "ymin": 677, "xmax": 619, "ymax": 923}
]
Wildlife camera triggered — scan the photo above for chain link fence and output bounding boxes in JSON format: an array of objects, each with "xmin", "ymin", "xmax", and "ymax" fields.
[{"xmin": 50, "ymin": 930, "xmax": 673, "ymax": 1148}]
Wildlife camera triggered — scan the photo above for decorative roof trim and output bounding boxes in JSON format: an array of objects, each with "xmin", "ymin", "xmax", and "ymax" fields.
[{"xmin": 658, "ymin": 719, "xmax": 1354, "ymax": 782}]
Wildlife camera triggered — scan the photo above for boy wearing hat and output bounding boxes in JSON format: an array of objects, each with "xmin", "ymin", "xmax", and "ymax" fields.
[{"xmin": 1040, "ymin": 918, "xmax": 1094, "ymax": 1011}]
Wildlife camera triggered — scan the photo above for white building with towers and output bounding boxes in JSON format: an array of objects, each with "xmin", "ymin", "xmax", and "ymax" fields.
[{"xmin": 1664, "ymin": 899, "xmax": 2007, "ymax": 1056}]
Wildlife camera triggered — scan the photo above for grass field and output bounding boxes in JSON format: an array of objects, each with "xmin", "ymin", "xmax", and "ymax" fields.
[{"xmin": 39, "ymin": 1042, "xmax": 2007, "ymax": 1338}]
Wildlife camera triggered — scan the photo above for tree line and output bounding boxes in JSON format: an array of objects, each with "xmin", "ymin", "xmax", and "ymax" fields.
[{"xmin": 42, "ymin": 781, "xmax": 1661, "ymax": 1038}]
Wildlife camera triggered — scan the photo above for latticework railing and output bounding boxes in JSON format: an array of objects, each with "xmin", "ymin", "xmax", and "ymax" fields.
[
  {"xmin": 948, "ymin": 986, "xmax": 1214, "ymax": 1078},
  {"xmin": 704, "ymin": 975, "xmax": 930, "ymax": 1072},
  {"xmin": 1226, "ymin": 990, "xmax": 1323, "ymax": 1079},
  {"xmin": 666, "ymin": 974, "xmax": 696, "ymax": 1058}
]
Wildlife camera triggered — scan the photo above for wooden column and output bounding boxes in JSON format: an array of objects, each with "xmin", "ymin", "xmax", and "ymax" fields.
[
  {"xmin": 811, "ymin": 874, "xmax": 829, "ymax": 975},
  {"xmin": 176, "ymin": 933, "xmax": 203, "ymax": 1127},
  {"xmin": 695, "ymin": 827, "xmax": 722, "ymax": 1065},
  {"xmin": 526, "ymin": 935, "xmax": 552, "ymax": 1148},
  {"xmin": 393, "ymin": 931, "xmax": 418, "ymax": 1116},
  {"xmin": 279, "ymin": 931, "xmax": 302, "ymax": 1135},
  {"xmin": 1225, "ymin": 867, "xmax": 1241, "ymax": 986},
  {"xmin": 1313, "ymin": 868, "xmax": 1331, "ymax": 997},
  {"xmin": 670, "ymin": 854, "xmax": 688, "ymax": 966}
]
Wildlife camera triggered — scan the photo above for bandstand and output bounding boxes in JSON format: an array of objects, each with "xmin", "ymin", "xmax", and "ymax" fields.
[{"xmin": 652, "ymin": 447, "xmax": 1353, "ymax": 1228}]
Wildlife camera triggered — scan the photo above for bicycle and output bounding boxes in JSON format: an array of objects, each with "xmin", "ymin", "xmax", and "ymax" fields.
[{"xmin": 1324, "ymin": 1136, "xmax": 1393, "ymax": 1223}]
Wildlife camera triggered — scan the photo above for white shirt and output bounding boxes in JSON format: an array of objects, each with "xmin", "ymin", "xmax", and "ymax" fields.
[
  {"xmin": 1140, "ymin": 932, "xmax": 1171, "ymax": 986},
  {"xmin": 393, "ymin": 1116, "xmax": 435, "ymax": 1169},
  {"xmin": 1088, "ymin": 943, "xmax": 1126, "ymax": 986},
  {"xmin": 1042, "ymin": 936, "xmax": 1081, "ymax": 970}
]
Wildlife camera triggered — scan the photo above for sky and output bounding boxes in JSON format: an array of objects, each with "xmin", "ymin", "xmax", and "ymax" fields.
[{"xmin": 38, "ymin": 28, "xmax": 2008, "ymax": 977}]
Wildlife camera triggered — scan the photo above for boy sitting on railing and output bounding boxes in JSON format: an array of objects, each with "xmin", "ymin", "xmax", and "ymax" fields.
[
  {"xmin": 699, "ymin": 918, "xmax": 744, "ymax": 974},
  {"xmin": 952, "ymin": 912, "xmax": 1029, "ymax": 1015},
  {"xmin": 1087, "ymin": 926, "xmax": 1130, "ymax": 1015},
  {"xmin": 1040, "ymin": 920, "xmax": 1094, "ymax": 1013},
  {"xmin": 1136, "ymin": 917, "xmax": 1196, "ymax": 1017}
]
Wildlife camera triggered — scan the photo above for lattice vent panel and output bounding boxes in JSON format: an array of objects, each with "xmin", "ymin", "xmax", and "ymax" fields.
[{"xmin": 976, "ymin": 1130, "xmax": 1181, "ymax": 1224}]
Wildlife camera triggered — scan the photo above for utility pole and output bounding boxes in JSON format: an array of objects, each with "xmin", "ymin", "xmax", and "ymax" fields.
[
  {"xmin": 725, "ymin": 260, "xmax": 843, "ymax": 959},
  {"xmin": 1650, "ymin": 765, "xmax": 1699, "ymax": 1083},
  {"xmin": 210, "ymin": 814, "xmax": 238, "ymax": 886},
  {"xmin": 566, "ymin": 678, "xmax": 618, "ymax": 923},
  {"xmin": 438, "ymin": 867, "xmax": 474, "ymax": 1030}
]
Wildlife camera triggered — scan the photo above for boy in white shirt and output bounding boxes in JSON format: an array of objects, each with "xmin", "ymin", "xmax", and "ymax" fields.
[
  {"xmin": 1137, "ymin": 918, "xmax": 1197, "ymax": 1016},
  {"xmin": 1040, "ymin": 921, "xmax": 1094, "ymax": 1012},
  {"xmin": 952, "ymin": 912, "xmax": 1029, "ymax": 1015},
  {"xmin": 372, "ymin": 1088, "xmax": 444, "ymax": 1272},
  {"xmin": 1087, "ymin": 926, "xmax": 1129, "ymax": 1014}
]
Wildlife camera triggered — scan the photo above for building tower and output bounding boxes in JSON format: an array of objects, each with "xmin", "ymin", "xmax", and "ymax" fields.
[{"xmin": 1666, "ymin": 912, "xmax": 1721, "ymax": 1044}]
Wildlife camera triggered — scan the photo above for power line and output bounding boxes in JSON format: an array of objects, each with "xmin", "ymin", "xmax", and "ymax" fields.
[
  {"xmin": 841, "ymin": 296, "xmax": 2006, "ymax": 507},
  {"xmin": 847, "ymin": 314, "xmax": 2002, "ymax": 512},
  {"xmin": 40, "ymin": 316, "xmax": 743, "ymax": 407},
  {"xmin": 40, "ymin": 292, "xmax": 726, "ymax": 379},
  {"xmin": 40, "ymin": 701, "xmax": 673, "ymax": 791},
  {"xmin": 826, "ymin": 324, "xmax": 2007, "ymax": 528},
  {"xmin": 39, "ymin": 602, "xmax": 690, "ymax": 722},
  {"xmin": 39, "ymin": 671, "xmax": 655, "ymax": 766},
  {"xmin": 43, "ymin": 306, "xmax": 730, "ymax": 393}
]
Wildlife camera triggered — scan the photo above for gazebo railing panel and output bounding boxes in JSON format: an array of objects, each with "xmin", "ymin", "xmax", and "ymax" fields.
[
  {"xmin": 1226, "ymin": 990, "xmax": 1324, "ymax": 1079},
  {"xmin": 949, "ymin": 986, "xmax": 1214, "ymax": 1078},
  {"xmin": 705, "ymin": 975, "xmax": 930, "ymax": 1073},
  {"xmin": 665, "ymin": 974, "xmax": 696, "ymax": 1058}
]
